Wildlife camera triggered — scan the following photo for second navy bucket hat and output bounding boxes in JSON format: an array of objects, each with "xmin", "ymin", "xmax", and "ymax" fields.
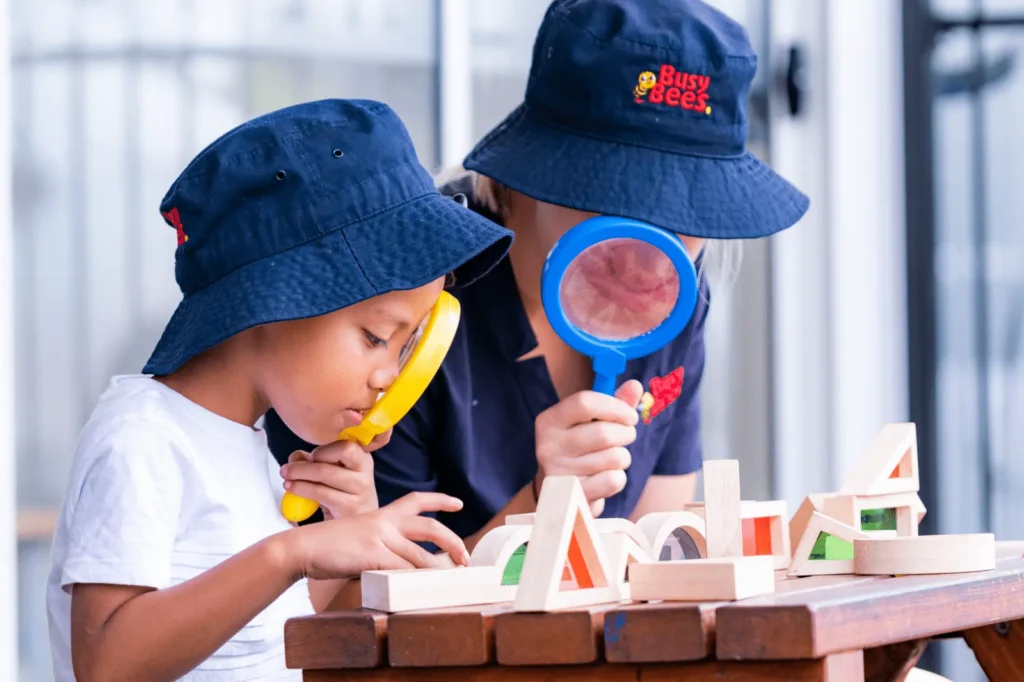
[{"xmin": 464, "ymin": 0, "xmax": 809, "ymax": 239}]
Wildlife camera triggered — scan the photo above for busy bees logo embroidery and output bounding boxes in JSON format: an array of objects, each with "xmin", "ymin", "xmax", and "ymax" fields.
[
  {"xmin": 161, "ymin": 207, "xmax": 188, "ymax": 246},
  {"xmin": 639, "ymin": 367, "xmax": 684, "ymax": 425},
  {"xmin": 633, "ymin": 64, "xmax": 712, "ymax": 115}
]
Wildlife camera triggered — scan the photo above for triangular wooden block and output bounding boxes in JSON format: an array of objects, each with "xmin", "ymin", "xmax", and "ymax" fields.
[
  {"xmin": 602, "ymin": 533, "xmax": 653, "ymax": 601},
  {"xmin": 840, "ymin": 423, "xmax": 919, "ymax": 495},
  {"xmin": 513, "ymin": 476, "xmax": 622, "ymax": 611},
  {"xmin": 788, "ymin": 512, "xmax": 871, "ymax": 577}
]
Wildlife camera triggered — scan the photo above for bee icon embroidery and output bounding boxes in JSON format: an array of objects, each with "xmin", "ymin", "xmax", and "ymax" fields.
[{"xmin": 634, "ymin": 71, "xmax": 657, "ymax": 103}]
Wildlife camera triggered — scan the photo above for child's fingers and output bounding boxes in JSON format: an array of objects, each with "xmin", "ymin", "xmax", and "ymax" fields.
[
  {"xmin": 579, "ymin": 469, "xmax": 627, "ymax": 502},
  {"xmin": 288, "ymin": 450, "xmax": 312, "ymax": 465},
  {"xmin": 282, "ymin": 462, "xmax": 367, "ymax": 494},
  {"xmin": 383, "ymin": 534, "xmax": 446, "ymax": 569},
  {"xmin": 394, "ymin": 516, "xmax": 469, "ymax": 567},
  {"xmin": 565, "ymin": 420, "xmax": 637, "ymax": 454},
  {"xmin": 365, "ymin": 429, "xmax": 393, "ymax": 452},
  {"xmin": 283, "ymin": 480, "xmax": 362, "ymax": 511},
  {"xmin": 309, "ymin": 441, "xmax": 373, "ymax": 471},
  {"xmin": 551, "ymin": 446, "xmax": 632, "ymax": 476},
  {"xmin": 555, "ymin": 391, "xmax": 640, "ymax": 427},
  {"xmin": 385, "ymin": 492, "xmax": 464, "ymax": 516}
]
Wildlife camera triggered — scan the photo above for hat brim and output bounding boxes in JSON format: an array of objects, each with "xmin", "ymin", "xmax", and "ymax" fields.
[
  {"xmin": 464, "ymin": 103, "xmax": 809, "ymax": 239},
  {"xmin": 143, "ymin": 193, "xmax": 512, "ymax": 376}
]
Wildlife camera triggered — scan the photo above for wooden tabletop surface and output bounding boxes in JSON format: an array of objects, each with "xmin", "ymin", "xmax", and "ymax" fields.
[{"xmin": 285, "ymin": 542, "xmax": 1024, "ymax": 681}]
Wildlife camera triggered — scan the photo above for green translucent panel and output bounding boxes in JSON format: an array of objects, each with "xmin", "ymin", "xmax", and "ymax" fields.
[
  {"xmin": 808, "ymin": 532, "xmax": 854, "ymax": 560},
  {"xmin": 501, "ymin": 543, "xmax": 528, "ymax": 586},
  {"xmin": 861, "ymin": 507, "xmax": 897, "ymax": 531}
]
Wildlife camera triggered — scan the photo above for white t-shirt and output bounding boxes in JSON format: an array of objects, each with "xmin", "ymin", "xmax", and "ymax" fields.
[{"xmin": 46, "ymin": 375, "xmax": 315, "ymax": 681}]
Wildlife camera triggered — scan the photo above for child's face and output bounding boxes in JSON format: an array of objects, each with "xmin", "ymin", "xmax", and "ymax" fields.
[{"xmin": 254, "ymin": 277, "xmax": 446, "ymax": 445}]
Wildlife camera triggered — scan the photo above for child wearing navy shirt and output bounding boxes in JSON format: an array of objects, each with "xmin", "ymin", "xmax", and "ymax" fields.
[{"xmin": 268, "ymin": 0, "xmax": 810, "ymax": 572}]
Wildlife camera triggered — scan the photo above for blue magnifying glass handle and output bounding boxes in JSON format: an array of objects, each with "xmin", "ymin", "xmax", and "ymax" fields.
[{"xmin": 592, "ymin": 348, "xmax": 627, "ymax": 396}]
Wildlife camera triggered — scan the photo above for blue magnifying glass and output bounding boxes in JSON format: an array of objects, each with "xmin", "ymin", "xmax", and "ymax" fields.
[{"xmin": 541, "ymin": 216, "xmax": 700, "ymax": 396}]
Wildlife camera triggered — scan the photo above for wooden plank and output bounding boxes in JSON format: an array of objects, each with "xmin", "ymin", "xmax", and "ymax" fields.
[
  {"xmin": 305, "ymin": 650, "xmax": 864, "ymax": 681},
  {"xmin": 715, "ymin": 556, "xmax": 1024, "ymax": 660},
  {"xmin": 704, "ymin": 460, "xmax": 743, "ymax": 558},
  {"xmin": 387, "ymin": 604, "xmax": 513, "ymax": 667},
  {"xmin": 963, "ymin": 618, "xmax": 1024, "ymax": 681},
  {"xmin": 863, "ymin": 640, "xmax": 928, "ymax": 682},
  {"xmin": 604, "ymin": 601, "xmax": 717, "ymax": 663},
  {"xmin": 285, "ymin": 610, "xmax": 387, "ymax": 670},
  {"xmin": 494, "ymin": 605, "xmax": 613, "ymax": 665},
  {"xmin": 605, "ymin": 573, "xmax": 881, "ymax": 664}
]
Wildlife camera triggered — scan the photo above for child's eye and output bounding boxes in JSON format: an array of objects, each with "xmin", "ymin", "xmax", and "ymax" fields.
[{"xmin": 363, "ymin": 330, "xmax": 388, "ymax": 349}]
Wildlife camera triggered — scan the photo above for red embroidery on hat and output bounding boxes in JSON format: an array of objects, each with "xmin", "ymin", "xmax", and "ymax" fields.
[
  {"xmin": 634, "ymin": 64, "xmax": 712, "ymax": 115},
  {"xmin": 640, "ymin": 367, "xmax": 684, "ymax": 424},
  {"xmin": 161, "ymin": 207, "xmax": 188, "ymax": 245}
]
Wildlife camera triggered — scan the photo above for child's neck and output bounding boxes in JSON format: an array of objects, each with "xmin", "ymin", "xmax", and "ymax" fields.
[{"xmin": 155, "ymin": 341, "xmax": 266, "ymax": 429}]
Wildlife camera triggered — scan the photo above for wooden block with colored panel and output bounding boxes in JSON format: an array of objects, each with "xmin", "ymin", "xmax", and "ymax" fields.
[
  {"xmin": 789, "ymin": 512, "xmax": 874, "ymax": 577},
  {"xmin": 823, "ymin": 492, "xmax": 922, "ymax": 537},
  {"xmin": 739, "ymin": 500, "xmax": 790, "ymax": 569},
  {"xmin": 513, "ymin": 475, "xmax": 623, "ymax": 611}
]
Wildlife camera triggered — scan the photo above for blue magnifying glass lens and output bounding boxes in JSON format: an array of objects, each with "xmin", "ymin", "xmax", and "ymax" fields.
[{"xmin": 558, "ymin": 237, "xmax": 681, "ymax": 342}]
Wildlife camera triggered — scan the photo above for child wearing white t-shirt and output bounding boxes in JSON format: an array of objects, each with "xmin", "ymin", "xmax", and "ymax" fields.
[{"xmin": 45, "ymin": 99, "xmax": 512, "ymax": 681}]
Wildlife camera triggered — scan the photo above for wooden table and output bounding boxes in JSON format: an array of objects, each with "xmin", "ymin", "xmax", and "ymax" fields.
[{"xmin": 284, "ymin": 542, "xmax": 1024, "ymax": 681}]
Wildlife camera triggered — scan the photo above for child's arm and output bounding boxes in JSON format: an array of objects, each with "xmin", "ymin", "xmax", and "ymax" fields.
[{"xmin": 71, "ymin": 494, "xmax": 467, "ymax": 682}]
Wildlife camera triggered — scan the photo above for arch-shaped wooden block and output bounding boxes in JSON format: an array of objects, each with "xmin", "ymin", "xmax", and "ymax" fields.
[
  {"xmin": 469, "ymin": 524, "xmax": 534, "ymax": 586},
  {"xmin": 593, "ymin": 517, "xmax": 655, "ymax": 558},
  {"xmin": 636, "ymin": 511, "xmax": 708, "ymax": 561}
]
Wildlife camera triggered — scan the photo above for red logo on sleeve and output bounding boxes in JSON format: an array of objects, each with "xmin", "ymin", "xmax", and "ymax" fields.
[{"xmin": 639, "ymin": 367, "xmax": 684, "ymax": 424}]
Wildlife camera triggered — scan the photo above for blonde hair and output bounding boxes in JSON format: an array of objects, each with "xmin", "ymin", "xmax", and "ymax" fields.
[{"xmin": 455, "ymin": 170, "xmax": 741, "ymax": 297}]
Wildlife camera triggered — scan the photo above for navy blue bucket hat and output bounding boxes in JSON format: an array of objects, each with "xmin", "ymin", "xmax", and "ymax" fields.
[
  {"xmin": 464, "ymin": 0, "xmax": 809, "ymax": 239},
  {"xmin": 144, "ymin": 99, "xmax": 513, "ymax": 376}
]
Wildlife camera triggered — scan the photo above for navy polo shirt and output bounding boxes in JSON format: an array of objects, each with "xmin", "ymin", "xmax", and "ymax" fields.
[{"xmin": 264, "ymin": 174, "xmax": 709, "ymax": 536}]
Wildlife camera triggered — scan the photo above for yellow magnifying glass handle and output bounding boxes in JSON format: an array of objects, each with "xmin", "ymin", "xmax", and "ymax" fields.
[{"xmin": 280, "ymin": 291, "xmax": 461, "ymax": 523}]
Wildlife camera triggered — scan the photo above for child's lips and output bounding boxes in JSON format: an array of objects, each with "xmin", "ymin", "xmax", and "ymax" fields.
[{"xmin": 343, "ymin": 408, "xmax": 365, "ymax": 428}]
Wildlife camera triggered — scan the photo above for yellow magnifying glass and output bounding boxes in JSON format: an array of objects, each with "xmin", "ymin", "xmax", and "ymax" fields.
[{"xmin": 280, "ymin": 290, "xmax": 461, "ymax": 523}]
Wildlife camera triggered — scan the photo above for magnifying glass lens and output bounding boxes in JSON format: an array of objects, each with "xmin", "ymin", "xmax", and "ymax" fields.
[{"xmin": 559, "ymin": 238, "xmax": 681, "ymax": 341}]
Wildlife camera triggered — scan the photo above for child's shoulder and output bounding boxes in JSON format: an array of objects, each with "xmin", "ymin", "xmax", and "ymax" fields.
[{"xmin": 74, "ymin": 375, "xmax": 197, "ymax": 469}]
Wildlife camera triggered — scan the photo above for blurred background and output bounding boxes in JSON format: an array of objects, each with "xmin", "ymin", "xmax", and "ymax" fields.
[{"xmin": 1, "ymin": 0, "xmax": 1022, "ymax": 679}]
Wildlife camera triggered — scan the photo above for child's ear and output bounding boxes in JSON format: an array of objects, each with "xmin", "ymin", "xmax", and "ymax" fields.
[{"xmin": 444, "ymin": 272, "xmax": 457, "ymax": 289}]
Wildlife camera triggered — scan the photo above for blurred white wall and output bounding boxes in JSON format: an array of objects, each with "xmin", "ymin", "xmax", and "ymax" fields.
[{"xmin": 2, "ymin": 0, "xmax": 21, "ymax": 678}]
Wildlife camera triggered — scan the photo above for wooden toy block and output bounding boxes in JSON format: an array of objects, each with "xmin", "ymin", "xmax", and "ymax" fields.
[
  {"xmin": 788, "ymin": 512, "xmax": 872, "ymax": 577},
  {"xmin": 913, "ymin": 494, "xmax": 927, "ymax": 523},
  {"xmin": 628, "ymin": 556, "xmax": 775, "ymax": 602},
  {"xmin": 853, "ymin": 534, "xmax": 996, "ymax": 575},
  {"xmin": 602, "ymin": 532, "xmax": 654, "ymax": 601},
  {"xmin": 469, "ymin": 524, "xmax": 534, "ymax": 586},
  {"xmin": 513, "ymin": 475, "xmax": 622, "ymax": 612},
  {"xmin": 739, "ymin": 501, "xmax": 791, "ymax": 570},
  {"xmin": 703, "ymin": 459, "xmax": 743, "ymax": 558},
  {"xmin": 593, "ymin": 517, "xmax": 655, "ymax": 558},
  {"xmin": 822, "ymin": 492, "xmax": 920, "ymax": 537},
  {"xmin": 361, "ymin": 566, "xmax": 514, "ymax": 612},
  {"xmin": 789, "ymin": 493, "xmax": 830, "ymax": 557},
  {"xmin": 840, "ymin": 423, "xmax": 919, "ymax": 496},
  {"xmin": 504, "ymin": 513, "xmax": 535, "ymax": 526},
  {"xmin": 635, "ymin": 511, "xmax": 707, "ymax": 561}
]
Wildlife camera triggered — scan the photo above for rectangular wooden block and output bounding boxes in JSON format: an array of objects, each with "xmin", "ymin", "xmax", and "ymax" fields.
[
  {"xmin": 361, "ymin": 566, "xmax": 514, "ymax": 613},
  {"xmin": 853, "ymin": 534, "xmax": 996, "ymax": 575},
  {"xmin": 823, "ymin": 492, "xmax": 920, "ymax": 537},
  {"xmin": 703, "ymin": 460, "xmax": 743, "ymax": 558},
  {"xmin": 629, "ymin": 556, "xmax": 776, "ymax": 601}
]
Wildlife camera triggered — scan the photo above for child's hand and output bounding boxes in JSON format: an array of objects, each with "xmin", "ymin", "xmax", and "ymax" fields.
[
  {"xmin": 281, "ymin": 430, "xmax": 392, "ymax": 518},
  {"xmin": 533, "ymin": 380, "xmax": 643, "ymax": 516},
  {"xmin": 294, "ymin": 492, "xmax": 468, "ymax": 580}
]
